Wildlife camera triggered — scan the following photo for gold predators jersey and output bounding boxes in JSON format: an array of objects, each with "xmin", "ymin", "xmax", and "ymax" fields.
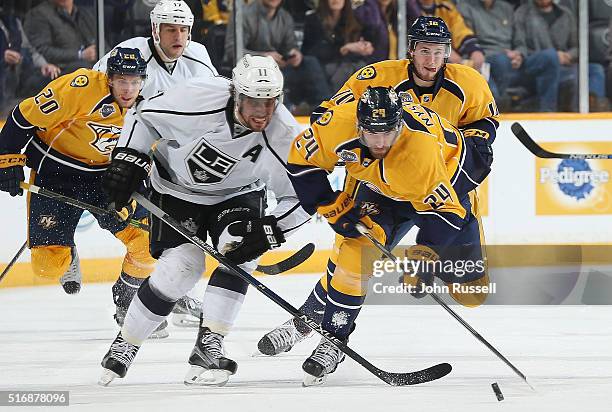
[
  {"xmin": 7, "ymin": 68, "xmax": 127, "ymax": 173},
  {"xmin": 317, "ymin": 59, "xmax": 499, "ymax": 141},
  {"xmin": 288, "ymin": 101, "xmax": 476, "ymax": 230}
]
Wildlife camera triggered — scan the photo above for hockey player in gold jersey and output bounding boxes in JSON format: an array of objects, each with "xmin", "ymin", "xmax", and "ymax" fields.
[
  {"xmin": 291, "ymin": 87, "xmax": 490, "ymax": 385},
  {"xmin": 258, "ymin": 16, "xmax": 496, "ymax": 357},
  {"xmin": 315, "ymin": 17, "xmax": 498, "ymax": 141},
  {"xmin": 0, "ymin": 48, "xmax": 167, "ymax": 336}
]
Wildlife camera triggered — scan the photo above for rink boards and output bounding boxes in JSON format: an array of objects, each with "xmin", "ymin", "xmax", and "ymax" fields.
[{"xmin": 2, "ymin": 114, "xmax": 612, "ymax": 287}]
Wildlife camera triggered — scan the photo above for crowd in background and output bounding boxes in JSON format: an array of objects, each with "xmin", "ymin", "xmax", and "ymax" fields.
[{"xmin": 1, "ymin": 0, "xmax": 611, "ymax": 115}]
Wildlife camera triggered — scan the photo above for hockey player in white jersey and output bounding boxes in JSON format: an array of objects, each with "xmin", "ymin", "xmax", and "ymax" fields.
[
  {"xmin": 94, "ymin": 0, "xmax": 218, "ymax": 99},
  {"xmin": 95, "ymin": 0, "xmax": 218, "ymax": 329},
  {"xmin": 98, "ymin": 55, "xmax": 309, "ymax": 387}
]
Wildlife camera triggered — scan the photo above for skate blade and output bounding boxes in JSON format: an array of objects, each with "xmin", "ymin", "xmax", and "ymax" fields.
[
  {"xmin": 251, "ymin": 350, "xmax": 272, "ymax": 358},
  {"xmin": 172, "ymin": 314, "xmax": 199, "ymax": 328},
  {"xmin": 98, "ymin": 369, "xmax": 120, "ymax": 386},
  {"xmin": 148, "ymin": 329, "xmax": 170, "ymax": 339},
  {"xmin": 302, "ymin": 372, "xmax": 327, "ymax": 387},
  {"xmin": 184, "ymin": 366, "xmax": 232, "ymax": 387}
]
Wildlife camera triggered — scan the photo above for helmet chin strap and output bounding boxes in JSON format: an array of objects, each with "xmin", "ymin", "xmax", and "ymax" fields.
[
  {"xmin": 233, "ymin": 100, "xmax": 251, "ymax": 130},
  {"xmin": 154, "ymin": 41, "xmax": 179, "ymax": 63},
  {"xmin": 234, "ymin": 109, "xmax": 249, "ymax": 129},
  {"xmin": 152, "ymin": 24, "xmax": 191, "ymax": 63}
]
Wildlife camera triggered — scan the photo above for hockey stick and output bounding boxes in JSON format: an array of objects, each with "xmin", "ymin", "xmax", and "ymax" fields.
[
  {"xmin": 133, "ymin": 192, "xmax": 452, "ymax": 386},
  {"xmin": 19, "ymin": 182, "xmax": 149, "ymax": 230},
  {"xmin": 356, "ymin": 224, "xmax": 534, "ymax": 390},
  {"xmin": 511, "ymin": 122, "xmax": 612, "ymax": 160},
  {"xmin": 256, "ymin": 243, "xmax": 315, "ymax": 275},
  {"xmin": 19, "ymin": 182, "xmax": 311, "ymax": 275},
  {"xmin": 0, "ymin": 240, "xmax": 28, "ymax": 284}
]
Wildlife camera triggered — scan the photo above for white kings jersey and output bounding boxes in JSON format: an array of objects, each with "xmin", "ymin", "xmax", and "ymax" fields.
[
  {"xmin": 117, "ymin": 76, "xmax": 310, "ymax": 235},
  {"xmin": 94, "ymin": 37, "xmax": 218, "ymax": 98}
]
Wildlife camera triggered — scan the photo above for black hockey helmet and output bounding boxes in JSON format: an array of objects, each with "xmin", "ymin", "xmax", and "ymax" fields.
[
  {"xmin": 357, "ymin": 86, "xmax": 403, "ymax": 133},
  {"xmin": 407, "ymin": 16, "xmax": 452, "ymax": 56},
  {"xmin": 107, "ymin": 47, "xmax": 147, "ymax": 78},
  {"xmin": 408, "ymin": 16, "xmax": 451, "ymax": 46}
]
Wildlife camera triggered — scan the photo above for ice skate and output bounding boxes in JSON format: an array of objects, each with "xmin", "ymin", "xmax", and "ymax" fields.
[
  {"xmin": 258, "ymin": 318, "xmax": 313, "ymax": 356},
  {"xmin": 171, "ymin": 295, "xmax": 202, "ymax": 327},
  {"xmin": 184, "ymin": 327, "xmax": 237, "ymax": 386},
  {"xmin": 302, "ymin": 336, "xmax": 346, "ymax": 387},
  {"xmin": 59, "ymin": 248, "xmax": 81, "ymax": 294},
  {"xmin": 99, "ymin": 333, "xmax": 140, "ymax": 386}
]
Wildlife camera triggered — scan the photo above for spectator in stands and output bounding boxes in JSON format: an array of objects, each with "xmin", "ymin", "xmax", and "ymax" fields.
[
  {"xmin": 24, "ymin": 0, "xmax": 97, "ymax": 73},
  {"xmin": 459, "ymin": 0, "xmax": 560, "ymax": 112},
  {"xmin": 104, "ymin": 0, "xmax": 137, "ymax": 47},
  {"xmin": 417, "ymin": 0, "xmax": 485, "ymax": 71},
  {"xmin": 0, "ymin": 4, "xmax": 60, "ymax": 109},
  {"xmin": 224, "ymin": 0, "xmax": 331, "ymax": 114},
  {"xmin": 302, "ymin": 0, "xmax": 374, "ymax": 90},
  {"xmin": 199, "ymin": 0, "xmax": 229, "ymax": 27},
  {"xmin": 514, "ymin": 0, "xmax": 608, "ymax": 111},
  {"xmin": 191, "ymin": 0, "xmax": 230, "ymax": 68},
  {"xmin": 282, "ymin": 0, "xmax": 316, "ymax": 24},
  {"xmin": 353, "ymin": 0, "xmax": 399, "ymax": 62}
]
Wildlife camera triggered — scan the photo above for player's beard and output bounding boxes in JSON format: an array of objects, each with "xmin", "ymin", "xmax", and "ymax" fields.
[
  {"xmin": 370, "ymin": 147, "xmax": 391, "ymax": 159},
  {"xmin": 413, "ymin": 65, "xmax": 439, "ymax": 83}
]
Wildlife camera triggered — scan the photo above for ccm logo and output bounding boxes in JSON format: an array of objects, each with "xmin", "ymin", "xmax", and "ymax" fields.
[{"xmin": 115, "ymin": 152, "xmax": 151, "ymax": 173}]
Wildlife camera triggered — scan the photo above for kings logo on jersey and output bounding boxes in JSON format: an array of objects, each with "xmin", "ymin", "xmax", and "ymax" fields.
[
  {"xmin": 186, "ymin": 141, "xmax": 239, "ymax": 185},
  {"xmin": 88, "ymin": 122, "xmax": 122, "ymax": 155}
]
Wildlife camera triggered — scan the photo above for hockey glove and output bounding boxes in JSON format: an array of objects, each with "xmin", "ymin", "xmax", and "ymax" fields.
[
  {"xmin": 102, "ymin": 148, "xmax": 151, "ymax": 211},
  {"xmin": 399, "ymin": 245, "xmax": 439, "ymax": 299},
  {"xmin": 115, "ymin": 199, "xmax": 137, "ymax": 222},
  {"xmin": 223, "ymin": 216, "xmax": 286, "ymax": 264},
  {"xmin": 0, "ymin": 153, "xmax": 26, "ymax": 196},
  {"xmin": 317, "ymin": 191, "xmax": 365, "ymax": 238},
  {"xmin": 467, "ymin": 136, "xmax": 493, "ymax": 168}
]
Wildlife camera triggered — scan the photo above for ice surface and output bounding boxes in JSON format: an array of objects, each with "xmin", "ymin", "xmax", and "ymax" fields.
[{"xmin": 1, "ymin": 274, "xmax": 611, "ymax": 412}]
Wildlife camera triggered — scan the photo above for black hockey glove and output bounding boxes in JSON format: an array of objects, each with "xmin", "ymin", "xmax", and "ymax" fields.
[
  {"xmin": 468, "ymin": 136, "xmax": 493, "ymax": 168},
  {"xmin": 102, "ymin": 147, "xmax": 151, "ymax": 211},
  {"xmin": 0, "ymin": 153, "xmax": 26, "ymax": 196},
  {"xmin": 224, "ymin": 216, "xmax": 286, "ymax": 264}
]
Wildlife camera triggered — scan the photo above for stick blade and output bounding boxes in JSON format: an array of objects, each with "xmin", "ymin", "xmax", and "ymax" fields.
[
  {"xmin": 511, "ymin": 122, "xmax": 558, "ymax": 158},
  {"xmin": 257, "ymin": 243, "xmax": 315, "ymax": 275},
  {"xmin": 381, "ymin": 362, "xmax": 452, "ymax": 386}
]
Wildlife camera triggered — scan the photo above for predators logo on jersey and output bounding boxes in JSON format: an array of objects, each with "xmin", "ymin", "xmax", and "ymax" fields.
[
  {"xmin": 317, "ymin": 110, "xmax": 334, "ymax": 126},
  {"xmin": 88, "ymin": 123, "xmax": 122, "ymax": 155},
  {"xmin": 356, "ymin": 66, "xmax": 377, "ymax": 80},
  {"xmin": 70, "ymin": 74, "xmax": 89, "ymax": 88}
]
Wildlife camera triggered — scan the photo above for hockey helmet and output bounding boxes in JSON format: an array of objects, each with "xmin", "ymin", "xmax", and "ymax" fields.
[
  {"xmin": 232, "ymin": 54, "xmax": 284, "ymax": 100},
  {"xmin": 150, "ymin": 0, "xmax": 194, "ymax": 45},
  {"xmin": 107, "ymin": 47, "xmax": 147, "ymax": 78},
  {"xmin": 407, "ymin": 16, "xmax": 452, "ymax": 58},
  {"xmin": 357, "ymin": 86, "xmax": 403, "ymax": 133}
]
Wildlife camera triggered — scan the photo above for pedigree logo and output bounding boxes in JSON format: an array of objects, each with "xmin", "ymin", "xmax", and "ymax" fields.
[{"xmin": 536, "ymin": 142, "xmax": 612, "ymax": 215}]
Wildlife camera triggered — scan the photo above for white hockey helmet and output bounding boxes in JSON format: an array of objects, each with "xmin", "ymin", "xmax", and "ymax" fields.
[
  {"xmin": 150, "ymin": 0, "xmax": 194, "ymax": 44},
  {"xmin": 232, "ymin": 54, "xmax": 284, "ymax": 100}
]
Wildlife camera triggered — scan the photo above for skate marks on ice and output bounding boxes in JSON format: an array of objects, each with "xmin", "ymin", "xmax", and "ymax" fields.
[{"xmin": 0, "ymin": 278, "xmax": 612, "ymax": 411}]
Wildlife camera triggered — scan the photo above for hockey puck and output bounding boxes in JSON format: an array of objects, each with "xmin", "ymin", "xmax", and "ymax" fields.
[{"xmin": 491, "ymin": 382, "xmax": 504, "ymax": 401}]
